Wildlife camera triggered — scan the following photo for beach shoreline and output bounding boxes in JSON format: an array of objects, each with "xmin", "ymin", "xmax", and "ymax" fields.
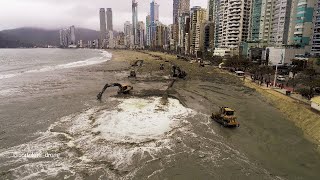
[{"xmin": 1, "ymin": 49, "xmax": 320, "ymax": 179}]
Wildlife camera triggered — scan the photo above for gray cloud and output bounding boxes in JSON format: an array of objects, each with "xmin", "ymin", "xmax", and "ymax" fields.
[{"xmin": 0, "ymin": 0, "xmax": 207, "ymax": 31}]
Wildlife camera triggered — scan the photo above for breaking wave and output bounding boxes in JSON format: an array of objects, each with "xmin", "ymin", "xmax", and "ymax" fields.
[{"xmin": 0, "ymin": 50, "xmax": 112, "ymax": 80}]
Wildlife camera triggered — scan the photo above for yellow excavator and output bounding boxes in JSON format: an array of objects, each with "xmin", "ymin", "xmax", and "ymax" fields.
[
  {"xmin": 211, "ymin": 107, "xmax": 240, "ymax": 127},
  {"xmin": 97, "ymin": 83, "xmax": 133, "ymax": 101}
]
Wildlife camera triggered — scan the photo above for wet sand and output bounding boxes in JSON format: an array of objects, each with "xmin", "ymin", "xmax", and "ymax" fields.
[
  {"xmin": 245, "ymin": 80, "xmax": 320, "ymax": 148},
  {"xmin": 1, "ymin": 49, "xmax": 320, "ymax": 179}
]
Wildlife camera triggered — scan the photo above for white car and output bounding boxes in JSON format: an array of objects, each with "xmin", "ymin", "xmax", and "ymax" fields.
[{"xmin": 277, "ymin": 75, "xmax": 286, "ymax": 81}]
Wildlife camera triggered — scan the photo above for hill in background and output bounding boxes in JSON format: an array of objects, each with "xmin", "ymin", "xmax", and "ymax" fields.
[{"xmin": 0, "ymin": 27, "xmax": 99, "ymax": 48}]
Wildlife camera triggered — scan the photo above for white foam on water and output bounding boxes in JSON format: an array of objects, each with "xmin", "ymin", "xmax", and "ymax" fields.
[
  {"xmin": 0, "ymin": 97, "xmax": 196, "ymax": 179},
  {"xmin": 93, "ymin": 97, "xmax": 193, "ymax": 143},
  {"xmin": 0, "ymin": 97, "xmax": 276, "ymax": 179},
  {"xmin": 26, "ymin": 51, "xmax": 112, "ymax": 73},
  {"xmin": 0, "ymin": 50, "xmax": 112, "ymax": 80},
  {"xmin": 0, "ymin": 73, "xmax": 19, "ymax": 80},
  {"xmin": 0, "ymin": 88, "xmax": 21, "ymax": 96}
]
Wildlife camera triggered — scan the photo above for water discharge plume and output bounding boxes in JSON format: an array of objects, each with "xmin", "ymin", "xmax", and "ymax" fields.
[
  {"xmin": 0, "ymin": 97, "xmax": 197, "ymax": 179},
  {"xmin": 93, "ymin": 97, "xmax": 194, "ymax": 143}
]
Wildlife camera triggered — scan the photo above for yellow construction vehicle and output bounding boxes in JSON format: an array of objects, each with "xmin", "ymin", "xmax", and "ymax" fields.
[{"xmin": 211, "ymin": 107, "xmax": 240, "ymax": 127}]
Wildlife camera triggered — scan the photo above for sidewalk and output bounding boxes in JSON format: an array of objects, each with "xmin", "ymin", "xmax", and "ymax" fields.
[
  {"xmin": 244, "ymin": 76, "xmax": 311, "ymax": 105},
  {"xmin": 273, "ymin": 88, "xmax": 311, "ymax": 105}
]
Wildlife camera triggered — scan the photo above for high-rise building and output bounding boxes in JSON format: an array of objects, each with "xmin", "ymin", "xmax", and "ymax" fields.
[
  {"xmin": 189, "ymin": 6, "xmax": 207, "ymax": 54},
  {"xmin": 70, "ymin": 26, "xmax": 76, "ymax": 45},
  {"xmin": 138, "ymin": 21, "xmax": 145, "ymax": 48},
  {"xmin": 106, "ymin": 8, "xmax": 113, "ymax": 31},
  {"xmin": 99, "ymin": 8, "xmax": 107, "ymax": 47},
  {"xmin": 287, "ymin": 0, "xmax": 299, "ymax": 46},
  {"xmin": 151, "ymin": 1, "xmax": 159, "ymax": 22},
  {"xmin": 154, "ymin": 22, "xmax": 170, "ymax": 48},
  {"xmin": 184, "ymin": 17, "xmax": 191, "ymax": 53},
  {"xmin": 59, "ymin": 29, "xmax": 69, "ymax": 47},
  {"xmin": 213, "ymin": 0, "xmax": 220, "ymax": 47},
  {"xmin": 173, "ymin": 0, "xmax": 190, "ymax": 46},
  {"xmin": 146, "ymin": 15, "xmax": 151, "ymax": 46},
  {"xmin": 217, "ymin": 0, "xmax": 251, "ymax": 50},
  {"xmin": 271, "ymin": 0, "xmax": 292, "ymax": 46},
  {"xmin": 108, "ymin": 31, "xmax": 115, "ymax": 48},
  {"xmin": 249, "ymin": 0, "xmax": 274, "ymax": 44},
  {"xmin": 311, "ymin": 0, "xmax": 320, "ymax": 56},
  {"xmin": 150, "ymin": 1, "xmax": 160, "ymax": 45},
  {"xmin": 207, "ymin": 0, "xmax": 215, "ymax": 22},
  {"xmin": 206, "ymin": 0, "xmax": 218, "ymax": 50},
  {"xmin": 173, "ymin": 0, "xmax": 190, "ymax": 24},
  {"xmin": 204, "ymin": 22, "xmax": 215, "ymax": 51},
  {"xmin": 178, "ymin": 13, "xmax": 190, "ymax": 51},
  {"xmin": 287, "ymin": 0, "xmax": 315, "ymax": 49},
  {"xmin": 124, "ymin": 21, "xmax": 133, "ymax": 47},
  {"xmin": 132, "ymin": 0, "xmax": 139, "ymax": 45},
  {"xmin": 250, "ymin": 0, "xmax": 263, "ymax": 41},
  {"xmin": 59, "ymin": 26, "xmax": 76, "ymax": 48},
  {"xmin": 118, "ymin": 32, "xmax": 126, "ymax": 46}
]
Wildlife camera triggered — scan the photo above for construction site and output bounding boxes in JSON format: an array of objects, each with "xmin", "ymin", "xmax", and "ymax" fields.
[
  {"xmin": 1, "ymin": 49, "xmax": 320, "ymax": 180},
  {"xmin": 86, "ymin": 49, "xmax": 320, "ymax": 179}
]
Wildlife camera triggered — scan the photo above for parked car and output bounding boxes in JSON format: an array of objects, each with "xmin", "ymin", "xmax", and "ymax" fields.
[{"xmin": 277, "ymin": 75, "xmax": 286, "ymax": 81}]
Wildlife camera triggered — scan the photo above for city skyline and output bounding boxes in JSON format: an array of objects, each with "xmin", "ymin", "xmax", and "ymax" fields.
[{"xmin": 0, "ymin": 0, "xmax": 207, "ymax": 31}]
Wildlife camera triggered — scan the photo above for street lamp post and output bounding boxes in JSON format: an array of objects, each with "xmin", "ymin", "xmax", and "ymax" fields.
[
  {"xmin": 273, "ymin": 64, "xmax": 278, "ymax": 87},
  {"xmin": 273, "ymin": 52, "xmax": 284, "ymax": 87}
]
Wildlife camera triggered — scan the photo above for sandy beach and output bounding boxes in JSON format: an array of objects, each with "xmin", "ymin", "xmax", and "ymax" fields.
[{"xmin": 1, "ymin": 49, "xmax": 320, "ymax": 179}]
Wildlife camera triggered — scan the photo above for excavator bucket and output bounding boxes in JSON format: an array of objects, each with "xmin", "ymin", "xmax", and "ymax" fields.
[{"xmin": 97, "ymin": 83, "xmax": 133, "ymax": 101}]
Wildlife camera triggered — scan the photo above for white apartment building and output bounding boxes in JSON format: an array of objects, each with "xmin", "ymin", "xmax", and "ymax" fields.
[
  {"xmin": 217, "ymin": 0, "xmax": 251, "ymax": 51},
  {"xmin": 124, "ymin": 21, "xmax": 133, "ymax": 47},
  {"xmin": 271, "ymin": 0, "xmax": 292, "ymax": 46}
]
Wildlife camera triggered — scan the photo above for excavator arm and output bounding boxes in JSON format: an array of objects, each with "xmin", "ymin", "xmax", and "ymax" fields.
[
  {"xmin": 97, "ymin": 83, "xmax": 123, "ymax": 101},
  {"xmin": 97, "ymin": 83, "xmax": 133, "ymax": 101}
]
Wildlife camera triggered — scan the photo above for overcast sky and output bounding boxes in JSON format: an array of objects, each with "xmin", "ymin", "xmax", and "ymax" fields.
[{"xmin": 0, "ymin": 0, "xmax": 207, "ymax": 31}]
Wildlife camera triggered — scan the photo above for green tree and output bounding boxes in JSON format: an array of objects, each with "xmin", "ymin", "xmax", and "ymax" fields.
[
  {"xmin": 296, "ymin": 68, "xmax": 320, "ymax": 99},
  {"xmin": 316, "ymin": 58, "xmax": 320, "ymax": 66}
]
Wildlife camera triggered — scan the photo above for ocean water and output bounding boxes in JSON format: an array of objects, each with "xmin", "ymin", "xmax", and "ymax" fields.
[{"xmin": 0, "ymin": 48, "xmax": 111, "ymax": 80}]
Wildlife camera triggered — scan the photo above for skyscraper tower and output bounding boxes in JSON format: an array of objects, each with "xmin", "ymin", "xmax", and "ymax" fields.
[
  {"xmin": 150, "ymin": 0, "xmax": 160, "ymax": 45},
  {"xmin": 173, "ymin": 0, "xmax": 190, "ymax": 46},
  {"xmin": 106, "ymin": 8, "xmax": 113, "ymax": 31},
  {"xmin": 287, "ymin": 0, "xmax": 314, "ymax": 48},
  {"xmin": 99, "ymin": 8, "xmax": 107, "ymax": 47},
  {"xmin": 146, "ymin": 15, "xmax": 151, "ymax": 46},
  {"xmin": 207, "ymin": 0, "xmax": 214, "ymax": 22},
  {"xmin": 173, "ymin": 0, "xmax": 190, "ymax": 24},
  {"xmin": 124, "ymin": 21, "xmax": 133, "ymax": 47},
  {"xmin": 70, "ymin": 25, "xmax": 76, "ymax": 45},
  {"xmin": 151, "ymin": 0, "xmax": 159, "ymax": 22},
  {"xmin": 189, "ymin": 6, "xmax": 207, "ymax": 54},
  {"xmin": 271, "ymin": 0, "xmax": 292, "ymax": 46},
  {"xmin": 132, "ymin": 0, "xmax": 139, "ymax": 45}
]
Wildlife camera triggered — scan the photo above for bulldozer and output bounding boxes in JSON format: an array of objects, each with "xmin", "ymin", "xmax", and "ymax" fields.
[
  {"xmin": 160, "ymin": 63, "xmax": 164, "ymax": 70},
  {"xmin": 211, "ymin": 107, "xmax": 240, "ymax": 127},
  {"xmin": 172, "ymin": 65, "xmax": 187, "ymax": 79},
  {"xmin": 97, "ymin": 83, "xmax": 133, "ymax": 101},
  {"xmin": 128, "ymin": 70, "xmax": 136, "ymax": 78}
]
